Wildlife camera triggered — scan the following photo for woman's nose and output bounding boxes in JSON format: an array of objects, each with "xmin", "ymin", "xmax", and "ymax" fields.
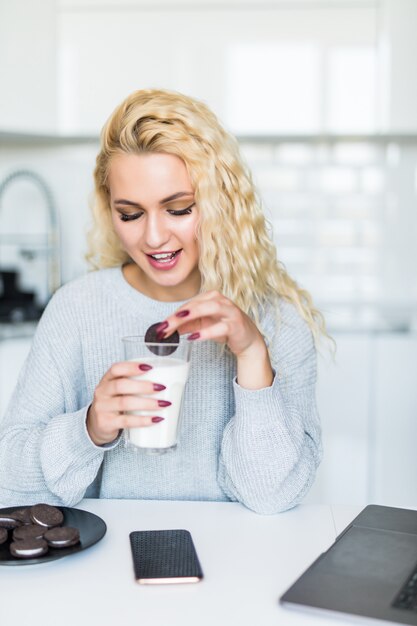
[{"xmin": 143, "ymin": 213, "xmax": 170, "ymax": 249}]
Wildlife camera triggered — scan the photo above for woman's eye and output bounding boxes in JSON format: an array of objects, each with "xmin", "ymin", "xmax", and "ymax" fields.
[
  {"xmin": 119, "ymin": 211, "xmax": 143, "ymax": 222},
  {"xmin": 168, "ymin": 202, "xmax": 195, "ymax": 216},
  {"xmin": 118, "ymin": 202, "xmax": 194, "ymax": 221}
]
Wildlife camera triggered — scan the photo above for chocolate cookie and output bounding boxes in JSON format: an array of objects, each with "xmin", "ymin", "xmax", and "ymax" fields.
[
  {"xmin": 0, "ymin": 513, "xmax": 21, "ymax": 530},
  {"xmin": 10, "ymin": 539, "xmax": 48, "ymax": 559},
  {"xmin": 30, "ymin": 504, "xmax": 64, "ymax": 528},
  {"xmin": 11, "ymin": 507, "xmax": 33, "ymax": 525},
  {"xmin": 44, "ymin": 526, "xmax": 80, "ymax": 548},
  {"xmin": 145, "ymin": 322, "xmax": 179, "ymax": 356},
  {"xmin": 13, "ymin": 524, "xmax": 46, "ymax": 542},
  {"xmin": 0, "ymin": 527, "xmax": 8, "ymax": 545}
]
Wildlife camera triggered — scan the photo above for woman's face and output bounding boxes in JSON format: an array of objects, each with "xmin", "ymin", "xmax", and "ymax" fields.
[{"xmin": 108, "ymin": 152, "xmax": 201, "ymax": 301}]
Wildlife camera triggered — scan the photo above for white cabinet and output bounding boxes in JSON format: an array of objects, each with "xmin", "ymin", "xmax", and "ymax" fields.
[
  {"xmin": 59, "ymin": 0, "xmax": 417, "ymax": 135},
  {"xmin": 372, "ymin": 334, "xmax": 417, "ymax": 506},
  {"xmin": 306, "ymin": 334, "xmax": 372, "ymax": 505},
  {"xmin": 0, "ymin": 0, "xmax": 57, "ymax": 133},
  {"xmin": 2, "ymin": 1, "xmax": 417, "ymax": 135},
  {"xmin": 58, "ymin": 3, "xmax": 377, "ymax": 135},
  {"xmin": 377, "ymin": 0, "xmax": 417, "ymax": 133},
  {"xmin": 306, "ymin": 331, "xmax": 417, "ymax": 506}
]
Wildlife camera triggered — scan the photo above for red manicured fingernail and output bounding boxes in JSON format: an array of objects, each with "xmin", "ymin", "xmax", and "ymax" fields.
[
  {"xmin": 176, "ymin": 310, "xmax": 190, "ymax": 318},
  {"xmin": 156, "ymin": 321, "xmax": 169, "ymax": 333},
  {"xmin": 188, "ymin": 332, "xmax": 200, "ymax": 341},
  {"xmin": 158, "ymin": 400, "xmax": 172, "ymax": 407},
  {"xmin": 139, "ymin": 364, "xmax": 152, "ymax": 371},
  {"xmin": 152, "ymin": 417, "xmax": 164, "ymax": 423},
  {"xmin": 153, "ymin": 383, "xmax": 166, "ymax": 391}
]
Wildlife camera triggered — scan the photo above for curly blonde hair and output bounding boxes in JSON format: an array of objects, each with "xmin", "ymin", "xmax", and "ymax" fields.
[{"xmin": 87, "ymin": 88, "xmax": 326, "ymax": 340}]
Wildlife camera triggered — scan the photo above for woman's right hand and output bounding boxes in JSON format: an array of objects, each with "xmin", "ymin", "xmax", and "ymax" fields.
[{"xmin": 86, "ymin": 361, "xmax": 169, "ymax": 446}]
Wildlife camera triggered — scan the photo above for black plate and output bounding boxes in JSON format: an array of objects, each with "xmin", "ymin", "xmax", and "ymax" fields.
[{"xmin": 0, "ymin": 506, "xmax": 107, "ymax": 566}]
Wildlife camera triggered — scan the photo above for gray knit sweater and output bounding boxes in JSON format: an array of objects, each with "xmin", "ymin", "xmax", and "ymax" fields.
[{"xmin": 0, "ymin": 267, "xmax": 321, "ymax": 514}]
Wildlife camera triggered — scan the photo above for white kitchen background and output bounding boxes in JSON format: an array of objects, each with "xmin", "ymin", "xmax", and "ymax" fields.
[{"xmin": 0, "ymin": 0, "xmax": 416, "ymax": 506}]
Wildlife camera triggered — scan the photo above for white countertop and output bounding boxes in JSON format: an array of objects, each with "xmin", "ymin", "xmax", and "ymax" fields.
[{"xmin": 0, "ymin": 499, "xmax": 363, "ymax": 626}]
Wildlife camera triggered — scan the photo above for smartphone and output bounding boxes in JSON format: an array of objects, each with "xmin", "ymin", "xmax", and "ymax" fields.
[{"xmin": 129, "ymin": 529, "xmax": 204, "ymax": 584}]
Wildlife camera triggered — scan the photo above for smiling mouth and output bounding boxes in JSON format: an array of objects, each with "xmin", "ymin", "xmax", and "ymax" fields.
[{"xmin": 147, "ymin": 250, "xmax": 182, "ymax": 263}]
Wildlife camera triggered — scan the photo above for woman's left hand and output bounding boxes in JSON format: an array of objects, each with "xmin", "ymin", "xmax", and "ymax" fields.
[
  {"xmin": 158, "ymin": 291, "xmax": 274, "ymax": 390},
  {"xmin": 158, "ymin": 290, "xmax": 265, "ymax": 359}
]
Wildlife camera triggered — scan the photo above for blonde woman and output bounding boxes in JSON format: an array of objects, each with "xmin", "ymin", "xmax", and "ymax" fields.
[{"xmin": 0, "ymin": 89, "xmax": 324, "ymax": 514}]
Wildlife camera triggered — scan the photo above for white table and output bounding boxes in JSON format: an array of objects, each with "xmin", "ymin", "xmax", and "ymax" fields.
[{"xmin": 0, "ymin": 499, "xmax": 362, "ymax": 626}]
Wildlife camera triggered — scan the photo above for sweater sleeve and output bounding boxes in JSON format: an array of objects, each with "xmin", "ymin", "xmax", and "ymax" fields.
[
  {"xmin": 0, "ymin": 291, "xmax": 117, "ymax": 507},
  {"xmin": 217, "ymin": 303, "xmax": 322, "ymax": 514}
]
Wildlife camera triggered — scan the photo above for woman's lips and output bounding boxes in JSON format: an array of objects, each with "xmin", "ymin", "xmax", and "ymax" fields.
[{"xmin": 146, "ymin": 249, "xmax": 182, "ymax": 271}]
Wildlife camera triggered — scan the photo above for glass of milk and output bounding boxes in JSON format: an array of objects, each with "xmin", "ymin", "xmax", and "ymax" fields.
[{"xmin": 122, "ymin": 335, "xmax": 192, "ymax": 454}]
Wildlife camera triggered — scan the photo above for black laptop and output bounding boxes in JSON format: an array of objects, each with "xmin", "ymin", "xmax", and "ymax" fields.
[{"xmin": 280, "ymin": 505, "xmax": 417, "ymax": 625}]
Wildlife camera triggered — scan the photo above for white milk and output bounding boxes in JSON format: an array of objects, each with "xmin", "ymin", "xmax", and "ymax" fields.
[{"xmin": 127, "ymin": 357, "xmax": 190, "ymax": 450}]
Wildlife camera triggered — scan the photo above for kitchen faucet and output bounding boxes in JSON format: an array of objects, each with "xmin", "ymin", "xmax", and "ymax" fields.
[{"xmin": 0, "ymin": 169, "xmax": 61, "ymax": 299}]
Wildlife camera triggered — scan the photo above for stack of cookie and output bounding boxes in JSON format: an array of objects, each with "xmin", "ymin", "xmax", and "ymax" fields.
[{"xmin": 0, "ymin": 503, "xmax": 80, "ymax": 559}]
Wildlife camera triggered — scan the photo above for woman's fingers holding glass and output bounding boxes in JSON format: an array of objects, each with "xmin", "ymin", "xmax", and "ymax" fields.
[
  {"xmin": 106, "ymin": 395, "xmax": 171, "ymax": 414},
  {"xmin": 87, "ymin": 407, "xmax": 164, "ymax": 446},
  {"xmin": 89, "ymin": 351, "xmax": 175, "ymax": 445},
  {"xmin": 116, "ymin": 414, "xmax": 165, "ymax": 429},
  {"xmin": 104, "ymin": 360, "xmax": 154, "ymax": 381},
  {"xmin": 108, "ymin": 377, "xmax": 165, "ymax": 397}
]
